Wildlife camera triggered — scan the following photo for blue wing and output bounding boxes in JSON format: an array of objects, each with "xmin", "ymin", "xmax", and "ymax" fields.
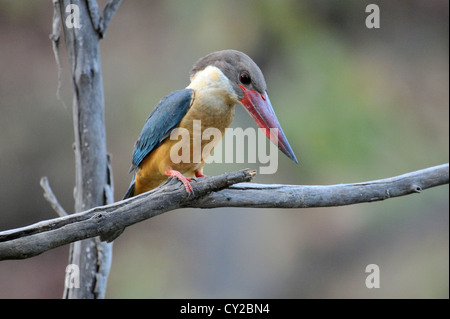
[{"xmin": 130, "ymin": 88, "xmax": 194, "ymax": 171}]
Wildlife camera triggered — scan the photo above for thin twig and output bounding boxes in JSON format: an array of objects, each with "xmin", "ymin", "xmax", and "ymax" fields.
[
  {"xmin": 49, "ymin": 0, "xmax": 68, "ymax": 110},
  {"xmin": 40, "ymin": 176, "xmax": 69, "ymax": 217},
  {"xmin": 101, "ymin": 0, "xmax": 123, "ymax": 37},
  {"xmin": 86, "ymin": 0, "xmax": 123, "ymax": 38}
]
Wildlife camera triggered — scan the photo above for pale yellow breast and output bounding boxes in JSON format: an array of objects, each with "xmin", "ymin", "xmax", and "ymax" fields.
[{"xmin": 134, "ymin": 65, "xmax": 240, "ymax": 194}]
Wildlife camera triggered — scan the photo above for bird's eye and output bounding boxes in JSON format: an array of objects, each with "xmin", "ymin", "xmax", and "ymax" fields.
[{"xmin": 239, "ymin": 72, "xmax": 251, "ymax": 85}]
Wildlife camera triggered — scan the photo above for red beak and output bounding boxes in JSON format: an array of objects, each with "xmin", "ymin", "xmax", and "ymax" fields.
[{"xmin": 239, "ymin": 84, "xmax": 298, "ymax": 163}]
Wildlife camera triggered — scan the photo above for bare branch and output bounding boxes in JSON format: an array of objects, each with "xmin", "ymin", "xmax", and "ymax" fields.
[
  {"xmin": 0, "ymin": 169, "xmax": 255, "ymax": 260},
  {"xmin": 49, "ymin": 0, "xmax": 68, "ymax": 110},
  {"xmin": 86, "ymin": 0, "xmax": 102, "ymax": 32},
  {"xmin": 192, "ymin": 163, "xmax": 449, "ymax": 208},
  {"xmin": 40, "ymin": 177, "xmax": 69, "ymax": 217},
  {"xmin": 0, "ymin": 164, "xmax": 447, "ymax": 261},
  {"xmin": 86, "ymin": 0, "xmax": 123, "ymax": 38},
  {"xmin": 101, "ymin": 0, "xmax": 123, "ymax": 36}
]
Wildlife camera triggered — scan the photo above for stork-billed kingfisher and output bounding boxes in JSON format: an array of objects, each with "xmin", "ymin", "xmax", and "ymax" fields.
[{"xmin": 124, "ymin": 50, "xmax": 298, "ymax": 199}]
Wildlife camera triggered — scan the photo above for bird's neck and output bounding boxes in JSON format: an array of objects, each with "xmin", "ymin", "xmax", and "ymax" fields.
[
  {"xmin": 187, "ymin": 66, "xmax": 238, "ymax": 102},
  {"xmin": 184, "ymin": 65, "xmax": 236, "ymax": 135}
]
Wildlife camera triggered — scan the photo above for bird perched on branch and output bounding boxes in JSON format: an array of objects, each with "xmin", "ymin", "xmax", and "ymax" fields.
[{"xmin": 124, "ymin": 50, "xmax": 297, "ymax": 199}]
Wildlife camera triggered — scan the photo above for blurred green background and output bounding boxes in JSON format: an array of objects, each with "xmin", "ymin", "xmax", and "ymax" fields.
[{"xmin": 0, "ymin": 0, "xmax": 448, "ymax": 298}]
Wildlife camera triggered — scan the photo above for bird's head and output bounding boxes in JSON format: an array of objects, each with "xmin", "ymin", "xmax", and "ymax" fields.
[{"xmin": 190, "ymin": 50, "xmax": 298, "ymax": 163}]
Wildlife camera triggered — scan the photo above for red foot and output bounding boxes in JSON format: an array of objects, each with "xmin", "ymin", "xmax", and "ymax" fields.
[
  {"xmin": 165, "ymin": 169, "xmax": 193, "ymax": 194},
  {"xmin": 195, "ymin": 171, "xmax": 205, "ymax": 178}
]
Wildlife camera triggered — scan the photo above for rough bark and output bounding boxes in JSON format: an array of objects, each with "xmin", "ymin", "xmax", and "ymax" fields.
[
  {"xmin": 50, "ymin": 0, "xmax": 121, "ymax": 299},
  {"xmin": 0, "ymin": 164, "xmax": 447, "ymax": 261}
]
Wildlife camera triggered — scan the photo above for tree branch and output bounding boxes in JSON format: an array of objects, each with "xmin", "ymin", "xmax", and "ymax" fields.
[
  {"xmin": 49, "ymin": 0, "xmax": 68, "ymax": 110},
  {"xmin": 192, "ymin": 163, "xmax": 449, "ymax": 208},
  {"xmin": 100, "ymin": 0, "xmax": 122, "ymax": 37},
  {"xmin": 58, "ymin": 0, "xmax": 117, "ymax": 299},
  {"xmin": 0, "ymin": 169, "xmax": 255, "ymax": 260},
  {"xmin": 40, "ymin": 177, "xmax": 68, "ymax": 217},
  {"xmin": 0, "ymin": 164, "xmax": 447, "ymax": 261},
  {"xmin": 86, "ymin": 0, "xmax": 122, "ymax": 38}
]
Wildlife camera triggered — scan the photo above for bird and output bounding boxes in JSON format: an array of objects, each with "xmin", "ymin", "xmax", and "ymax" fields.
[{"xmin": 124, "ymin": 49, "xmax": 298, "ymax": 199}]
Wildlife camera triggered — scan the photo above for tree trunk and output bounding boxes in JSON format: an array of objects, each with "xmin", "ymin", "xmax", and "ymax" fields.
[{"xmin": 58, "ymin": 0, "xmax": 114, "ymax": 299}]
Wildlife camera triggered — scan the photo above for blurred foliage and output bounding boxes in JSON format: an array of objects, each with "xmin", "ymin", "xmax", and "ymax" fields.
[{"xmin": 0, "ymin": 0, "xmax": 448, "ymax": 298}]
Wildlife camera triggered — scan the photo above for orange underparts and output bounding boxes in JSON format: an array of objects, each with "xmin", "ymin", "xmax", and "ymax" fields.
[{"xmin": 165, "ymin": 169, "xmax": 193, "ymax": 194}]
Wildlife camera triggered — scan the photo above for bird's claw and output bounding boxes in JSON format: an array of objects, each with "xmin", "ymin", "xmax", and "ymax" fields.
[{"xmin": 165, "ymin": 169, "xmax": 194, "ymax": 197}]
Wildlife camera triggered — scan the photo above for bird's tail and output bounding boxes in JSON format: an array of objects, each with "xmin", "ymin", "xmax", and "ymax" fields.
[
  {"xmin": 123, "ymin": 182, "xmax": 135, "ymax": 199},
  {"xmin": 123, "ymin": 174, "xmax": 136, "ymax": 199}
]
